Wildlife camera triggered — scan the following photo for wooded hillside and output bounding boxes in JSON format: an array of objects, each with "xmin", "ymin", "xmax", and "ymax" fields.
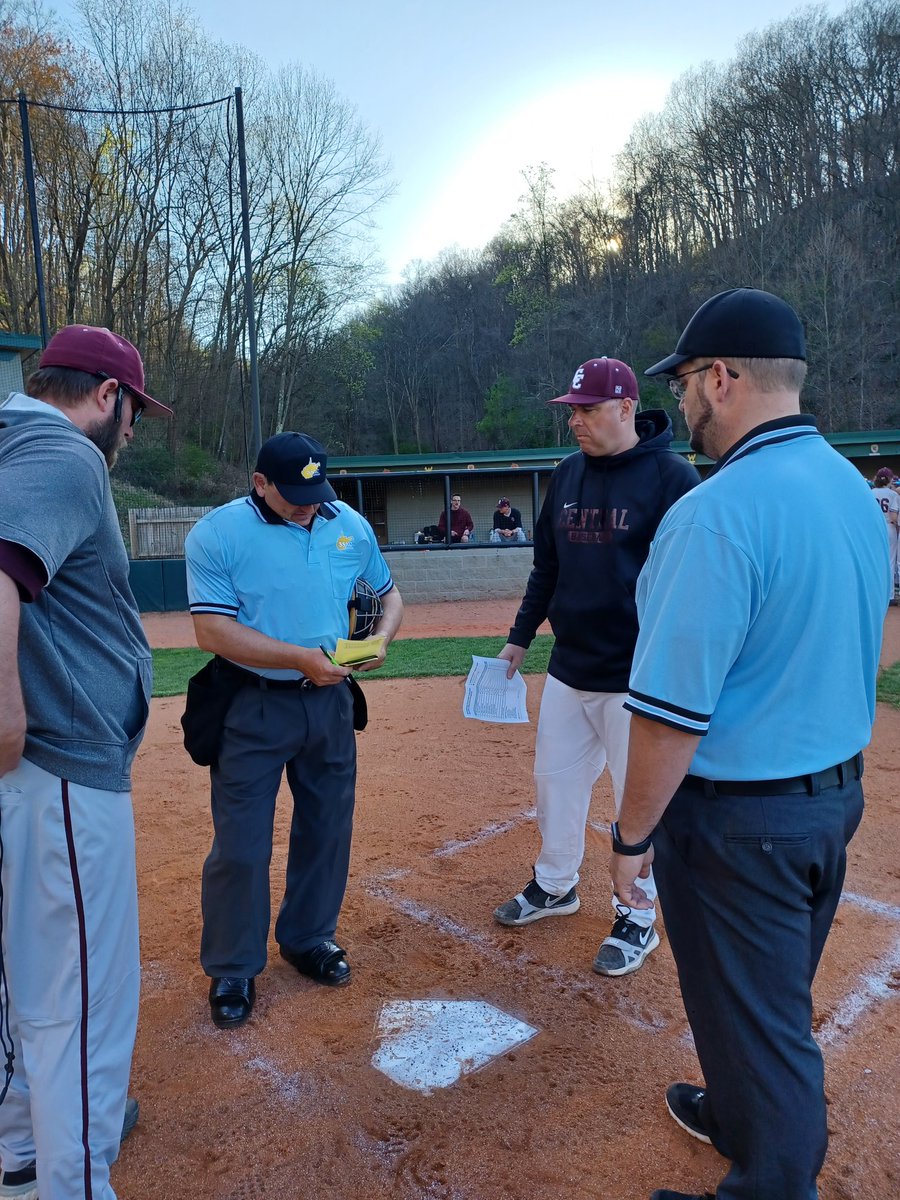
[{"xmin": 3, "ymin": 0, "xmax": 897, "ymax": 498}]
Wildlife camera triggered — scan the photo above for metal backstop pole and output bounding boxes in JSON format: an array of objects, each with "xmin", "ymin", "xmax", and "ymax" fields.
[
  {"xmin": 18, "ymin": 93, "xmax": 49, "ymax": 347},
  {"xmin": 234, "ymin": 87, "xmax": 262, "ymax": 460}
]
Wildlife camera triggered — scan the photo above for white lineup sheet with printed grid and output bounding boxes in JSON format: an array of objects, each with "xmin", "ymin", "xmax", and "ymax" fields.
[{"xmin": 463, "ymin": 656, "xmax": 529, "ymax": 723}]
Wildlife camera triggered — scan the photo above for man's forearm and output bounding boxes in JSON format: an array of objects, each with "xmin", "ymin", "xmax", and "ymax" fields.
[
  {"xmin": 617, "ymin": 714, "xmax": 701, "ymax": 843},
  {"xmin": 192, "ymin": 613, "xmax": 319, "ymax": 672},
  {"xmin": 375, "ymin": 586, "xmax": 403, "ymax": 645}
]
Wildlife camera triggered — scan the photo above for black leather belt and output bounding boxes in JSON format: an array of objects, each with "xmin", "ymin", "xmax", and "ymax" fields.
[
  {"xmin": 215, "ymin": 657, "xmax": 315, "ymax": 691},
  {"xmin": 681, "ymin": 753, "xmax": 862, "ymax": 797}
]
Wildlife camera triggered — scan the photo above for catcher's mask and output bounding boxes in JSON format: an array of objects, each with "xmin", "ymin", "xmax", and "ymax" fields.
[{"xmin": 348, "ymin": 578, "xmax": 383, "ymax": 640}]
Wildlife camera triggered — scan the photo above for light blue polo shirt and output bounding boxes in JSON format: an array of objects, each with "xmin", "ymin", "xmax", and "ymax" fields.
[
  {"xmin": 185, "ymin": 495, "xmax": 393, "ymax": 679},
  {"xmin": 626, "ymin": 417, "xmax": 890, "ymax": 779}
]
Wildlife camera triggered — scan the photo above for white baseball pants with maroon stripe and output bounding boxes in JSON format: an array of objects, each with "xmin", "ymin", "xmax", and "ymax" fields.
[
  {"xmin": 0, "ymin": 758, "xmax": 139, "ymax": 1200},
  {"xmin": 533, "ymin": 673, "xmax": 658, "ymax": 926}
]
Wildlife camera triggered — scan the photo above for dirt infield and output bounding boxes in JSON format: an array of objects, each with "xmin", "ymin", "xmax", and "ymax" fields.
[{"xmin": 118, "ymin": 606, "xmax": 900, "ymax": 1200}]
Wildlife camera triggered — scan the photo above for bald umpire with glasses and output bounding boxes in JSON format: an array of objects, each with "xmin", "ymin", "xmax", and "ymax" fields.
[{"xmin": 608, "ymin": 288, "xmax": 890, "ymax": 1200}]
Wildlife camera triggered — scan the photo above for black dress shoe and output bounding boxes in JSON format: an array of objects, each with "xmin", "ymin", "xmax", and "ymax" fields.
[
  {"xmin": 650, "ymin": 1192, "xmax": 715, "ymax": 1199},
  {"xmin": 279, "ymin": 940, "xmax": 351, "ymax": 986},
  {"xmin": 209, "ymin": 976, "xmax": 255, "ymax": 1028}
]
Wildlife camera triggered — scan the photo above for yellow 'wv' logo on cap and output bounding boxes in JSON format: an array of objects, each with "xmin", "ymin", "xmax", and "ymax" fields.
[
  {"xmin": 301, "ymin": 458, "xmax": 321, "ymax": 479},
  {"xmin": 336, "ymin": 535, "xmax": 353, "ymax": 550}
]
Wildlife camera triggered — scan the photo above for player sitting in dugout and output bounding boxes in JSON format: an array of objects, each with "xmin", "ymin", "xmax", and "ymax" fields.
[{"xmin": 490, "ymin": 497, "xmax": 527, "ymax": 543}]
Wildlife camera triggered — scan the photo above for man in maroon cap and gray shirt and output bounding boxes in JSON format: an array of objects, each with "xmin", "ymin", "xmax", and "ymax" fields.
[
  {"xmin": 493, "ymin": 356, "xmax": 698, "ymax": 977},
  {"xmin": 0, "ymin": 326, "xmax": 171, "ymax": 1200}
]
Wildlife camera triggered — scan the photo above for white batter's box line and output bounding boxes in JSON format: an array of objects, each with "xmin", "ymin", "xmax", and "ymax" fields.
[
  {"xmin": 362, "ymin": 880, "xmax": 667, "ymax": 1035},
  {"xmin": 368, "ymin": 867, "xmax": 411, "ymax": 883},
  {"xmin": 841, "ymin": 891, "xmax": 900, "ymax": 922},
  {"xmin": 816, "ymin": 931, "xmax": 900, "ymax": 1047},
  {"xmin": 431, "ymin": 810, "xmax": 537, "ymax": 858}
]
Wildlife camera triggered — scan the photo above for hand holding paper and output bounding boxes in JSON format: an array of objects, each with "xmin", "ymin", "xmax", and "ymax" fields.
[
  {"xmin": 463, "ymin": 656, "xmax": 529, "ymax": 723},
  {"xmin": 331, "ymin": 635, "xmax": 386, "ymax": 667}
]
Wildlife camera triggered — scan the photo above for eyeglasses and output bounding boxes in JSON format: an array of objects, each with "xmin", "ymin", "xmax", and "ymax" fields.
[
  {"xmin": 667, "ymin": 363, "xmax": 740, "ymax": 402},
  {"xmin": 96, "ymin": 372, "xmax": 145, "ymax": 426}
]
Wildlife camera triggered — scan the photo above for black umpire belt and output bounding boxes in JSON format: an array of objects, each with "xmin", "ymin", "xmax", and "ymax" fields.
[
  {"xmin": 681, "ymin": 753, "xmax": 863, "ymax": 797},
  {"xmin": 215, "ymin": 657, "xmax": 316, "ymax": 691}
]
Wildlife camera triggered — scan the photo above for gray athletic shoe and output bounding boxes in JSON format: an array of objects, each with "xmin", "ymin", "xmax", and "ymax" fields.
[
  {"xmin": 0, "ymin": 1161, "xmax": 37, "ymax": 1200},
  {"xmin": 493, "ymin": 879, "xmax": 580, "ymax": 926},
  {"xmin": 592, "ymin": 912, "xmax": 659, "ymax": 976},
  {"xmin": 0, "ymin": 1098, "xmax": 138, "ymax": 1200},
  {"xmin": 122, "ymin": 1096, "xmax": 139, "ymax": 1141}
]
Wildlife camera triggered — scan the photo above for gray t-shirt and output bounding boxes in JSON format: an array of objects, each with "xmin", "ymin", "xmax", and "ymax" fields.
[{"xmin": 0, "ymin": 393, "xmax": 151, "ymax": 791}]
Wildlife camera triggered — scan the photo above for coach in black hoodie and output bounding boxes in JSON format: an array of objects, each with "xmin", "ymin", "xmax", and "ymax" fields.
[{"xmin": 492, "ymin": 357, "xmax": 698, "ymax": 977}]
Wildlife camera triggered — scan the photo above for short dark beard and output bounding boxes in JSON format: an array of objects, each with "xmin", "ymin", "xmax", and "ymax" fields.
[
  {"xmin": 688, "ymin": 393, "xmax": 715, "ymax": 458},
  {"xmin": 84, "ymin": 411, "xmax": 122, "ymax": 469}
]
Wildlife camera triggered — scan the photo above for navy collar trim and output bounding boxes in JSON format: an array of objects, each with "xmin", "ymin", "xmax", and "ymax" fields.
[
  {"xmin": 709, "ymin": 416, "xmax": 819, "ymax": 477},
  {"xmin": 247, "ymin": 490, "xmax": 286, "ymax": 525},
  {"xmin": 246, "ymin": 492, "xmax": 339, "ymax": 526}
]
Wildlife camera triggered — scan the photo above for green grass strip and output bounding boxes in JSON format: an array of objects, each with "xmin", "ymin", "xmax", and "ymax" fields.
[
  {"xmin": 153, "ymin": 646, "xmax": 900, "ymax": 707},
  {"xmin": 876, "ymin": 661, "xmax": 900, "ymax": 710},
  {"xmin": 151, "ymin": 635, "xmax": 555, "ymax": 697}
]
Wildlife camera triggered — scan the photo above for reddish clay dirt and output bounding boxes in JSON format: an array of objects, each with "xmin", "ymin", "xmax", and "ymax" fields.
[{"xmin": 118, "ymin": 605, "xmax": 900, "ymax": 1200}]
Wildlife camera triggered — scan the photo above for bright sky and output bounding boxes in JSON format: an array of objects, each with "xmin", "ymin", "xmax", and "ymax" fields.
[{"xmin": 55, "ymin": 0, "xmax": 844, "ymax": 284}]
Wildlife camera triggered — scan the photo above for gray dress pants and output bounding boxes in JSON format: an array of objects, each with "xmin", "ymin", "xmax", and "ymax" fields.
[
  {"xmin": 654, "ymin": 775, "xmax": 864, "ymax": 1200},
  {"xmin": 201, "ymin": 681, "xmax": 356, "ymax": 978}
]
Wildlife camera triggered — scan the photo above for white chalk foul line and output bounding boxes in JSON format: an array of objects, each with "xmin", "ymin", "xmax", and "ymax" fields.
[
  {"xmin": 588, "ymin": 820, "xmax": 612, "ymax": 835},
  {"xmin": 817, "ymin": 931, "xmax": 900, "ymax": 1046},
  {"xmin": 363, "ymin": 877, "xmax": 665, "ymax": 1035},
  {"xmin": 431, "ymin": 810, "xmax": 536, "ymax": 858},
  {"xmin": 841, "ymin": 891, "xmax": 900, "ymax": 922}
]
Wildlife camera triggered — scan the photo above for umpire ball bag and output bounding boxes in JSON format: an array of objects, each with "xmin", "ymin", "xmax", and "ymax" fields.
[{"xmin": 181, "ymin": 657, "xmax": 244, "ymax": 767}]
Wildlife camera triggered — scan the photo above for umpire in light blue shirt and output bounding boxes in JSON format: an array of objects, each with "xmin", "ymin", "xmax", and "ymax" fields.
[
  {"xmin": 607, "ymin": 289, "xmax": 890, "ymax": 1200},
  {"xmin": 185, "ymin": 432, "xmax": 403, "ymax": 1030}
]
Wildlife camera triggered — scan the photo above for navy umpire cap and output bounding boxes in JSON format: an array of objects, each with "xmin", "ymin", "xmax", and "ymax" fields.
[
  {"xmin": 255, "ymin": 432, "xmax": 337, "ymax": 505},
  {"xmin": 645, "ymin": 288, "xmax": 807, "ymax": 376}
]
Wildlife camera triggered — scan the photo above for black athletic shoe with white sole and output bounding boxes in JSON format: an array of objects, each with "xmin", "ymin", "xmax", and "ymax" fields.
[
  {"xmin": 493, "ymin": 879, "xmax": 580, "ymax": 926},
  {"xmin": 650, "ymin": 1190, "xmax": 715, "ymax": 1199},
  {"xmin": 665, "ymin": 1082, "xmax": 713, "ymax": 1144},
  {"xmin": 592, "ymin": 912, "xmax": 660, "ymax": 976}
]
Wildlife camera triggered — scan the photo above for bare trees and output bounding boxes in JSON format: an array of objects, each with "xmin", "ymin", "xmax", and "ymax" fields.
[
  {"xmin": 3, "ymin": 0, "xmax": 390, "ymax": 474},
  {"xmin": 4, "ymin": 0, "xmax": 897, "ymax": 478},
  {"xmin": 252, "ymin": 64, "xmax": 391, "ymax": 434}
]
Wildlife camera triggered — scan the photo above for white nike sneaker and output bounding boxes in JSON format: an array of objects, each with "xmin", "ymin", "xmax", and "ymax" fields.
[{"xmin": 593, "ymin": 912, "xmax": 659, "ymax": 976}]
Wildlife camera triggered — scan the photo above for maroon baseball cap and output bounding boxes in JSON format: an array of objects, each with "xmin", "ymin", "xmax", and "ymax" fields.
[
  {"xmin": 39, "ymin": 326, "xmax": 172, "ymax": 417},
  {"xmin": 497, "ymin": 497, "xmax": 511, "ymax": 507},
  {"xmin": 549, "ymin": 357, "xmax": 640, "ymax": 405}
]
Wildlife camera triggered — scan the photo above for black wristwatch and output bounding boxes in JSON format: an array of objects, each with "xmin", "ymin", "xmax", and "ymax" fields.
[{"xmin": 610, "ymin": 820, "xmax": 653, "ymax": 856}]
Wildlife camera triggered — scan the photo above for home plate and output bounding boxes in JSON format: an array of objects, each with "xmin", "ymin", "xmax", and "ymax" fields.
[{"xmin": 372, "ymin": 1000, "xmax": 538, "ymax": 1094}]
